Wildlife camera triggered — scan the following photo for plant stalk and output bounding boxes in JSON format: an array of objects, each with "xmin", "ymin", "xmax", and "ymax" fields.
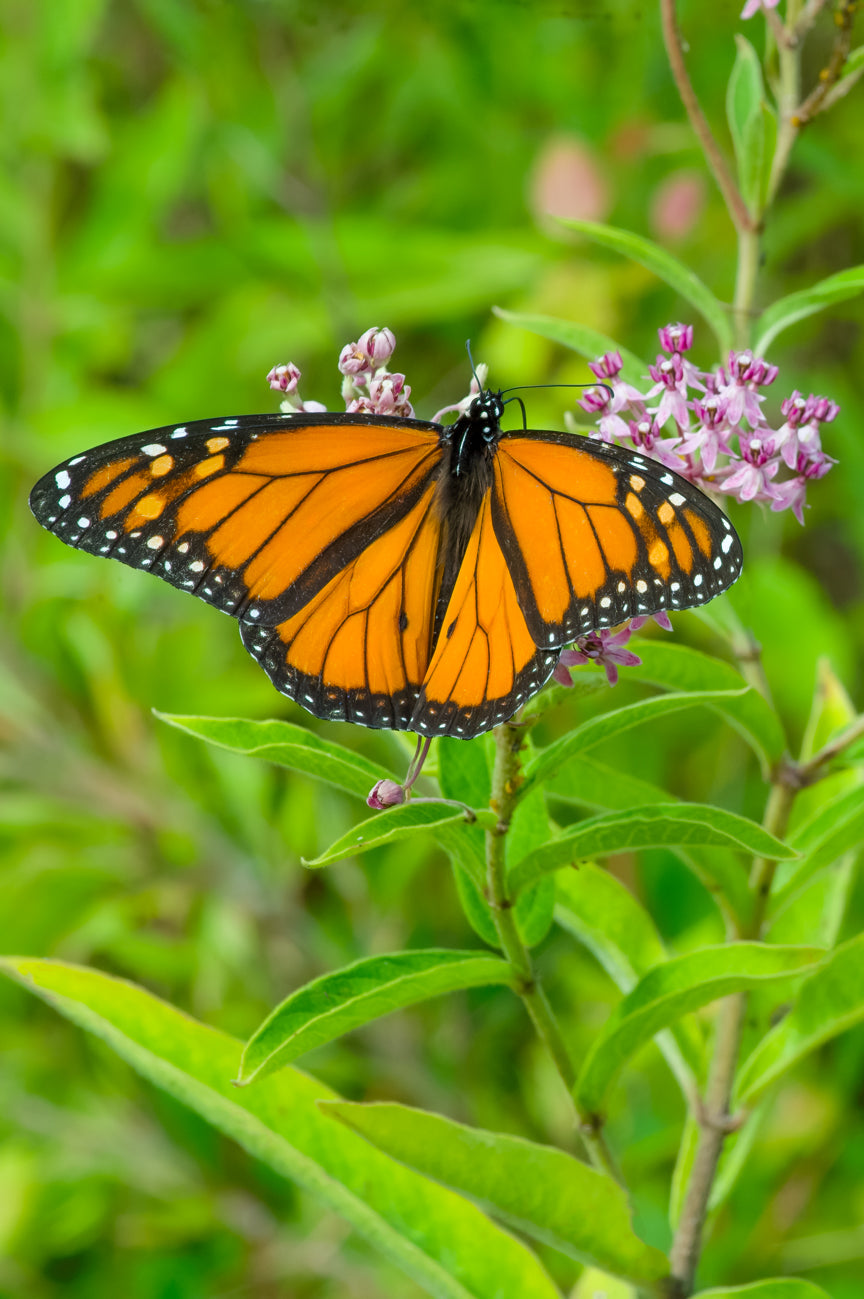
[
  {"xmin": 668, "ymin": 770, "xmax": 797, "ymax": 1295},
  {"xmin": 486, "ymin": 722, "xmax": 622, "ymax": 1182}
]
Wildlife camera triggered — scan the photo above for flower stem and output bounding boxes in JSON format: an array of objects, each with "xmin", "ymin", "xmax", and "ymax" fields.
[
  {"xmin": 668, "ymin": 769, "xmax": 797, "ymax": 1295},
  {"xmin": 659, "ymin": 0, "xmax": 752, "ymax": 233},
  {"xmin": 486, "ymin": 722, "xmax": 622, "ymax": 1182},
  {"xmin": 732, "ymin": 223, "xmax": 761, "ymax": 350}
]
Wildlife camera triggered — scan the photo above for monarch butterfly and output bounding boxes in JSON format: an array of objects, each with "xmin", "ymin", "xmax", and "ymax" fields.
[{"xmin": 29, "ymin": 388, "xmax": 742, "ymax": 738}]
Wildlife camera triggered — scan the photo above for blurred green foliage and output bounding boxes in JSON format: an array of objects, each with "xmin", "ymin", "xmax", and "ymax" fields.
[{"xmin": 2, "ymin": 0, "xmax": 863, "ymax": 1296}]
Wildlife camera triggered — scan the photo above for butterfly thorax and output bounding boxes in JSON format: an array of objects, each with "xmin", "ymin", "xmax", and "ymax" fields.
[{"xmin": 445, "ymin": 389, "xmax": 505, "ymax": 479}]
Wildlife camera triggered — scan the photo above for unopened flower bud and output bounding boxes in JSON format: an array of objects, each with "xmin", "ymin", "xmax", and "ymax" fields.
[
  {"xmin": 357, "ymin": 326, "xmax": 397, "ymax": 367},
  {"xmin": 366, "ymin": 778, "xmax": 408, "ymax": 810},
  {"xmin": 267, "ymin": 362, "xmax": 301, "ymax": 393}
]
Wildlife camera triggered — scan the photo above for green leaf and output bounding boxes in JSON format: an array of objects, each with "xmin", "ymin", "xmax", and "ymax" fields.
[
  {"xmin": 841, "ymin": 44, "xmax": 864, "ymax": 79},
  {"xmin": 573, "ymin": 1270, "xmax": 636, "ymax": 1299},
  {"xmin": 754, "ymin": 265, "xmax": 864, "ymax": 353},
  {"xmin": 0, "ymin": 959, "xmax": 560, "ymax": 1299},
  {"xmin": 325, "ymin": 1100, "xmax": 670, "ymax": 1285},
  {"xmin": 507, "ymin": 783, "xmax": 556, "ymax": 947},
  {"xmin": 693, "ymin": 1281, "xmax": 833, "ymax": 1299},
  {"xmin": 155, "ymin": 713, "xmax": 387, "ymax": 798},
  {"xmin": 522, "ymin": 688, "xmax": 753, "ymax": 797},
  {"xmin": 492, "ymin": 307, "xmax": 649, "ymax": 384},
  {"xmin": 574, "ymin": 943, "xmax": 823, "ymax": 1115},
  {"xmin": 238, "ymin": 951, "xmax": 517, "ymax": 1085},
  {"xmin": 556, "ymin": 867, "xmax": 705, "ymax": 1092},
  {"xmin": 736, "ymin": 933, "xmax": 864, "ymax": 1104},
  {"xmin": 549, "ymin": 754, "xmax": 676, "ymax": 812},
  {"xmin": 509, "ymin": 804, "xmax": 795, "ymax": 897},
  {"xmin": 624, "ymin": 641, "xmax": 787, "ymax": 773},
  {"xmin": 770, "ymin": 782, "xmax": 864, "ymax": 917},
  {"xmin": 303, "ymin": 803, "xmax": 496, "ymax": 868},
  {"xmin": 726, "ymin": 36, "xmax": 767, "ymax": 216},
  {"xmin": 556, "ymin": 219, "xmax": 732, "ymax": 351}
]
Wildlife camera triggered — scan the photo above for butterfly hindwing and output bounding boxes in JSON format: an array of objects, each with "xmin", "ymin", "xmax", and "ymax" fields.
[
  {"xmin": 241, "ymin": 479, "xmax": 444, "ymax": 730},
  {"xmin": 492, "ymin": 431, "xmax": 743, "ymax": 645},
  {"xmin": 410, "ymin": 493, "xmax": 561, "ymax": 737}
]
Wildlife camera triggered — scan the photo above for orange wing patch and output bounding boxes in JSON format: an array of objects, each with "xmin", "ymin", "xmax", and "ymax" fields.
[
  {"xmin": 241, "ymin": 483, "xmax": 443, "ymax": 730},
  {"xmin": 411, "ymin": 496, "xmax": 560, "ymax": 737},
  {"xmin": 494, "ymin": 431, "xmax": 743, "ymax": 641}
]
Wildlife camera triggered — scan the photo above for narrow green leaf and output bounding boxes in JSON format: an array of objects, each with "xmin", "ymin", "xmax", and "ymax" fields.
[
  {"xmin": 155, "ymin": 712, "xmax": 387, "ymax": 798},
  {"xmin": 549, "ymin": 754, "xmax": 675, "ymax": 812},
  {"xmin": 556, "ymin": 867, "xmax": 705, "ymax": 1092},
  {"xmin": 573, "ymin": 1270, "xmax": 636, "ymax": 1299},
  {"xmin": 575, "ymin": 943, "xmax": 823, "ymax": 1115},
  {"xmin": 450, "ymin": 860, "xmax": 501, "ymax": 947},
  {"xmin": 492, "ymin": 307, "xmax": 649, "ymax": 383},
  {"xmin": 754, "ymin": 265, "xmax": 864, "ymax": 353},
  {"xmin": 303, "ymin": 803, "xmax": 496, "ymax": 868},
  {"xmin": 625, "ymin": 641, "xmax": 787, "ymax": 772},
  {"xmin": 841, "ymin": 44, "xmax": 864, "ymax": 79},
  {"xmin": 693, "ymin": 1281, "xmax": 833, "ymax": 1299},
  {"xmin": 726, "ymin": 36, "xmax": 767, "ymax": 215},
  {"xmin": 1, "ymin": 959, "xmax": 560, "ymax": 1299},
  {"xmin": 556, "ymin": 219, "xmax": 732, "ymax": 351},
  {"xmin": 771, "ymin": 783, "xmax": 864, "ymax": 915},
  {"xmin": 239, "ymin": 951, "xmax": 517, "ymax": 1085},
  {"xmin": 510, "ymin": 804, "xmax": 795, "ymax": 897},
  {"xmin": 736, "ymin": 933, "xmax": 864, "ymax": 1104},
  {"xmin": 325, "ymin": 1100, "xmax": 670, "ymax": 1285},
  {"xmin": 522, "ymin": 688, "xmax": 751, "ymax": 797}
]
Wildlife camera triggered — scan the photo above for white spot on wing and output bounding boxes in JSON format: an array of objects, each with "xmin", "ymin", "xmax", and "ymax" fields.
[
  {"xmin": 141, "ymin": 443, "xmax": 167, "ymax": 456},
  {"xmin": 56, "ymin": 470, "xmax": 71, "ymax": 488}
]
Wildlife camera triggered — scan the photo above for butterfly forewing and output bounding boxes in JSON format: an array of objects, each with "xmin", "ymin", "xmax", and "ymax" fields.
[
  {"xmin": 492, "ymin": 431, "xmax": 742, "ymax": 645},
  {"xmin": 29, "ymin": 413, "xmax": 444, "ymax": 625}
]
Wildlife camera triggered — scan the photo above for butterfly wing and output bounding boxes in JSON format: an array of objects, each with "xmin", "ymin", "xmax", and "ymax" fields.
[
  {"xmin": 409, "ymin": 492, "xmax": 561, "ymax": 738},
  {"xmin": 491, "ymin": 431, "xmax": 742, "ymax": 645},
  {"xmin": 241, "ymin": 478, "xmax": 445, "ymax": 729},
  {"xmin": 30, "ymin": 412, "xmax": 448, "ymax": 728}
]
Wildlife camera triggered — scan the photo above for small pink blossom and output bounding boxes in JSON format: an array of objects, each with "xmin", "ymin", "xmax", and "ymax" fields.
[
  {"xmin": 267, "ymin": 362, "xmax": 301, "ymax": 394},
  {"xmin": 357, "ymin": 326, "xmax": 397, "ymax": 367},
  {"xmin": 741, "ymin": 0, "xmax": 780, "ymax": 18},
  {"xmin": 556, "ymin": 627, "xmax": 642, "ymax": 687},
  {"xmin": 658, "ymin": 323, "xmax": 694, "ymax": 355}
]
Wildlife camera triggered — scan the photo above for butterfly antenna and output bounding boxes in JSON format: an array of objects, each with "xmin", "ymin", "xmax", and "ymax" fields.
[
  {"xmin": 502, "ymin": 395, "xmax": 528, "ymax": 430},
  {"xmin": 501, "ymin": 381, "xmax": 614, "ymax": 400},
  {"xmin": 465, "ymin": 339, "xmax": 482, "ymax": 390}
]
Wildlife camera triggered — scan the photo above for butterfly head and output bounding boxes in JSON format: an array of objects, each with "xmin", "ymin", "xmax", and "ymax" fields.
[{"xmin": 466, "ymin": 388, "xmax": 506, "ymax": 440}]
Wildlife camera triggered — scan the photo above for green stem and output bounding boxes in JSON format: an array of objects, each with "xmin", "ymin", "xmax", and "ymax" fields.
[
  {"xmin": 486, "ymin": 722, "xmax": 621, "ymax": 1182},
  {"xmin": 659, "ymin": 0, "xmax": 752, "ymax": 233},
  {"xmin": 766, "ymin": 8, "xmax": 802, "ymax": 207},
  {"xmin": 668, "ymin": 769, "xmax": 797, "ymax": 1295},
  {"xmin": 732, "ymin": 223, "xmax": 761, "ymax": 350}
]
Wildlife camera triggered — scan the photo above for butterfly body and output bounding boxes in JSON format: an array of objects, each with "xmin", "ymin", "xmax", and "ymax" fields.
[{"xmin": 30, "ymin": 393, "xmax": 742, "ymax": 738}]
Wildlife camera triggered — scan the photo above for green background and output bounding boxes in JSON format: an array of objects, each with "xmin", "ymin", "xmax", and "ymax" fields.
[{"xmin": 2, "ymin": 1, "xmax": 863, "ymax": 1296}]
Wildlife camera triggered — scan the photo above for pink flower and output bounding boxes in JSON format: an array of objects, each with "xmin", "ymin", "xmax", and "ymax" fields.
[
  {"xmin": 741, "ymin": 0, "xmax": 780, "ymax": 17},
  {"xmin": 556, "ymin": 627, "xmax": 642, "ymax": 687},
  {"xmin": 357, "ymin": 326, "xmax": 397, "ymax": 367},
  {"xmin": 267, "ymin": 362, "xmax": 301, "ymax": 394}
]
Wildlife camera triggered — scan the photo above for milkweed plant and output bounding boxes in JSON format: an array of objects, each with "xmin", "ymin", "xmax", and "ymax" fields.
[{"xmin": 7, "ymin": 5, "xmax": 864, "ymax": 1299}]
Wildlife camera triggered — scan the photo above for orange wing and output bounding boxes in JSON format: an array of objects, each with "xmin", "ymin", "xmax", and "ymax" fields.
[
  {"xmin": 30, "ymin": 412, "xmax": 449, "ymax": 730},
  {"xmin": 241, "ymin": 479, "xmax": 444, "ymax": 730},
  {"xmin": 408, "ymin": 493, "xmax": 561, "ymax": 737},
  {"xmin": 492, "ymin": 431, "xmax": 743, "ymax": 645}
]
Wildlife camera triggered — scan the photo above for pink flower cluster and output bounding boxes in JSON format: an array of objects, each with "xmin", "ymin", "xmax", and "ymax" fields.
[{"xmin": 578, "ymin": 324, "xmax": 838, "ymax": 526}]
